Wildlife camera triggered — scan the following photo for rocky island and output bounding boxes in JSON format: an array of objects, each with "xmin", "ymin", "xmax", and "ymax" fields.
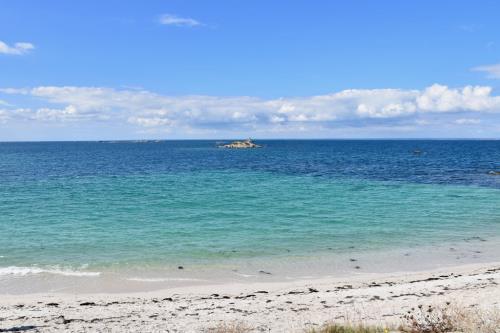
[{"xmin": 219, "ymin": 138, "xmax": 262, "ymax": 149}]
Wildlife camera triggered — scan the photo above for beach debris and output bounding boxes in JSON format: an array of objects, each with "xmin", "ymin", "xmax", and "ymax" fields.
[
  {"xmin": 218, "ymin": 138, "xmax": 262, "ymax": 149},
  {"xmin": 354, "ymin": 266, "xmax": 361, "ymax": 269},
  {"xmin": 349, "ymin": 258, "xmax": 357, "ymax": 262},
  {"xmin": 235, "ymin": 294, "xmax": 256, "ymax": 299},
  {"xmin": 1, "ymin": 325, "xmax": 39, "ymax": 331},
  {"xmin": 79, "ymin": 302, "xmax": 97, "ymax": 306},
  {"xmin": 258, "ymin": 270, "xmax": 272, "ymax": 275},
  {"xmin": 335, "ymin": 284, "xmax": 353, "ymax": 290},
  {"xmin": 46, "ymin": 303, "xmax": 59, "ymax": 307},
  {"xmin": 178, "ymin": 266, "xmax": 184, "ymax": 270}
]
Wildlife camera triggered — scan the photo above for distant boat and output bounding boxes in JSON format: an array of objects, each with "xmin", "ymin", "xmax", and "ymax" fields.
[{"xmin": 218, "ymin": 138, "xmax": 262, "ymax": 149}]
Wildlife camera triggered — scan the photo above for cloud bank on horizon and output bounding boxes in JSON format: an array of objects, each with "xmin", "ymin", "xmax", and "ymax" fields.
[{"xmin": 1, "ymin": 83, "xmax": 500, "ymax": 140}]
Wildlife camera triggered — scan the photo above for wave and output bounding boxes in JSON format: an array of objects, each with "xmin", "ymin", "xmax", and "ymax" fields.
[
  {"xmin": 126, "ymin": 277, "xmax": 203, "ymax": 282},
  {"xmin": 232, "ymin": 272, "xmax": 257, "ymax": 278},
  {"xmin": 0, "ymin": 266, "xmax": 101, "ymax": 277}
]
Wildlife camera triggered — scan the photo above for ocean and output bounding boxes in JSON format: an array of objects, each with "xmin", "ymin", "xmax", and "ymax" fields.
[{"xmin": 1, "ymin": 140, "xmax": 499, "ymax": 293}]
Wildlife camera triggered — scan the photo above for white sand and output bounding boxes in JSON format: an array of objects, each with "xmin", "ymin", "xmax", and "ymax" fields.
[{"xmin": 0, "ymin": 262, "xmax": 499, "ymax": 332}]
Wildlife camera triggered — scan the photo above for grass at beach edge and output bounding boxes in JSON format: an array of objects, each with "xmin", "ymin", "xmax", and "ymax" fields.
[{"xmin": 207, "ymin": 303, "xmax": 500, "ymax": 333}]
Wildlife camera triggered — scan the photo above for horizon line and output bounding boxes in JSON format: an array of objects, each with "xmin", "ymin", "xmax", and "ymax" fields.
[{"xmin": 1, "ymin": 137, "xmax": 499, "ymax": 143}]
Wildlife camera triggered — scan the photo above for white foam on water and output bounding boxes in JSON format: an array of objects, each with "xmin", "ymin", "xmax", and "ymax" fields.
[
  {"xmin": 0, "ymin": 266, "xmax": 101, "ymax": 277},
  {"xmin": 232, "ymin": 272, "xmax": 257, "ymax": 278},
  {"xmin": 126, "ymin": 277, "xmax": 204, "ymax": 282}
]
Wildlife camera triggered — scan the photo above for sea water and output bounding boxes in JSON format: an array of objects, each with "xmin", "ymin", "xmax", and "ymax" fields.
[{"xmin": 0, "ymin": 140, "xmax": 499, "ymax": 292}]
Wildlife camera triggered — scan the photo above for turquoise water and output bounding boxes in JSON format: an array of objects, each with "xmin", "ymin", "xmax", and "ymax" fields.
[{"xmin": 0, "ymin": 140, "xmax": 499, "ymax": 280}]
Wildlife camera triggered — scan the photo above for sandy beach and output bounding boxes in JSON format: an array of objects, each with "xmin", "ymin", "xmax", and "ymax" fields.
[{"xmin": 1, "ymin": 262, "xmax": 499, "ymax": 332}]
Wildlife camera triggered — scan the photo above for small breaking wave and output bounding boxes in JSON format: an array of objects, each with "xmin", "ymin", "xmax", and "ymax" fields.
[
  {"xmin": 126, "ymin": 277, "xmax": 204, "ymax": 282},
  {"xmin": 232, "ymin": 272, "xmax": 257, "ymax": 278},
  {"xmin": 0, "ymin": 266, "xmax": 101, "ymax": 277}
]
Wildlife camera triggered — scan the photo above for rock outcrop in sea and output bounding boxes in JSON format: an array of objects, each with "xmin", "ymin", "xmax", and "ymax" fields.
[{"xmin": 219, "ymin": 139, "xmax": 262, "ymax": 149}]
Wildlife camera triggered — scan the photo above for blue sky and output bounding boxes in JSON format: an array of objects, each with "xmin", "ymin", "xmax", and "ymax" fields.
[{"xmin": 1, "ymin": 0, "xmax": 500, "ymax": 140}]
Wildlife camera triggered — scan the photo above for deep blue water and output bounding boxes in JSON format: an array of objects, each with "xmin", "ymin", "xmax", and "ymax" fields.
[{"xmin": 1, "ymin": 140, "xmax": 499, "ymax": 187}]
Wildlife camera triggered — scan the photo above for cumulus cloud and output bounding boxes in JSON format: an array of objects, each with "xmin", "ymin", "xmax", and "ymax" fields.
[
  {"xmin": 34, "ymin": 105, "xmax": 85, "ymax": 121},
  {"xmin": 0, "ymin": 108, "xmax": 31, "ymax": 123},
  {"xmin": 0, "ymin": 40, "xmax": 34, "ymax": 55},
  {"xmin": 159, "ymin": 14, "xmax": 202, "ymax": 27},
  {"xmin": 1, "ymin": 84, "xmax": 499, "ymax": 134},
  {"xmin": 472, "ymin": 63, "xmax": 500, "ymax": 79},
  {"xmin": 416, "ymin": 85, "xmax": 497, "ymax": 111}
]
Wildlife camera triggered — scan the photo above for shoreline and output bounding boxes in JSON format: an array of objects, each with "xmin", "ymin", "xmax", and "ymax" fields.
[
  {"xmin": 1, "ymin": 261, "xmax": 499, "ymax": 332},
  {"xmin": 2, "ymin": 236, "xmax": 499, "ymax": 294}
]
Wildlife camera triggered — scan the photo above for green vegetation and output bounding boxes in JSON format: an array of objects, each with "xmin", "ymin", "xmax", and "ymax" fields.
[
  {"xmin": 308, "ymin": 324, "xmax": 386, "ymax": 333},
  {"xmin": 208, "ymin": 304, "xmax": 500, "ymax": 333},
  {"xmin": 207, "ymin": 321, "xmax": 253, "ymax": 333}
]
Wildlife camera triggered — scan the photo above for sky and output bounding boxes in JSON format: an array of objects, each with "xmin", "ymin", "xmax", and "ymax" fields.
[{"xmin": 1, "ymin": 0, "xmax": 500, "ymax": 141}]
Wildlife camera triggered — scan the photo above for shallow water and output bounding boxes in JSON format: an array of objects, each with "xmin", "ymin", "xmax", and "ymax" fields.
[{"xmin": 1, "ymin": 140, "xmax": 499, "ymax": 292}]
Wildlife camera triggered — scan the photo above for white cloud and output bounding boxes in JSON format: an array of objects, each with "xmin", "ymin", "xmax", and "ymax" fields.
[
  {"xmin": 159, "ymin": 14, "xmax": 201, "ymax": 27},
  {"xmin": 472, "ymin": 63, "xmax": 500, "ymax": 79},
  {"xmin": 454, "ymin": 118, "xmax": 481, "ymax": 125},
  {"xmin": 0, "ymin": 108, "xmax": 31, "ymax": 123},
  {"xmin": 416, "ymin": 84, "xmax": 497, "ymax": 111},
  {"xmin": 0, "ymin": 40, "xmax": 34, "ymax": 55},
  {"xmin": 128, "ymin": 116, "xmax": 171, "ymax": 127},
  {"xmin": 34, "ymin": 105, "xmax": 81, "ymax": 121},
  {"xmin": 1, "ymin": 84, "xmax": 500, "ymax": 133},
  {"xmin": 0, "ymin": 110, "xmax": 8, "ymax": 123}
]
